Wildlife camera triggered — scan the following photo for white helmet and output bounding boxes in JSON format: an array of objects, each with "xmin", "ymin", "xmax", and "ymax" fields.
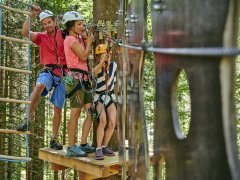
[
  {"xmin": 39, "ymin": 10, "xmax": 54, "ymax": 22},
  {"xmin": 62, "ymin": 11, "xmax": 83, "ymax": 25}
]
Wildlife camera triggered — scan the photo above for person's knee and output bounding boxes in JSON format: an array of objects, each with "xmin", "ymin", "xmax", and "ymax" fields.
[
  {"xmin": 30, "ymin": 84, "xmax": 45, "ymax": 100},
  {"xmin": 108, "ymin": 120, "xmax": 116, "ymax": 129},
  {"xmin": 99, "ymin": 118, "xmax": 107, "ymax": 128}
]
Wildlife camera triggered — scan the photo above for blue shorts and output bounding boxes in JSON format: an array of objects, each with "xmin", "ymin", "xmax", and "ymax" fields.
[{"xmin": 36, "ymin": 72, "xmax": 66, "ymax": 108}]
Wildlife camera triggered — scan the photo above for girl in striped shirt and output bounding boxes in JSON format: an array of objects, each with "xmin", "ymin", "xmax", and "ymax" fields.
[{"xmin": 93, "ymin": 44, "xmax": 117, "ymax": 160}]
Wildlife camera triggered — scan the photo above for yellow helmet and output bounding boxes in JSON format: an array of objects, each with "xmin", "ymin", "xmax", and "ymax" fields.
[{"xmin": 95, "ymin": 44, "xmax": 112, "ymax": 55}]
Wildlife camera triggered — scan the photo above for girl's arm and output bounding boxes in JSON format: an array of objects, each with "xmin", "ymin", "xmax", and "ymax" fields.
[
  {"xmin": 71, "ymin": 33, "xmax": 94, "ymax": 61},
  {"xmin": 93, "ymin": 54, "xmax": 111, "ymax": 77}
]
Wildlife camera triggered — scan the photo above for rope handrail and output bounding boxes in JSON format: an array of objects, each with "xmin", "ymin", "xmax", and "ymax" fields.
[
  {"xmin": 0, "ymin": 4, "xmax": 32, "ymax": 16},
  {"xmin": 0, "ymin": 35, "xmax": 32, "ymax": 44},
  {"xmin": 0, "ymin": 97, "xmax": 31, "ymax": 104},
  {"xmin": 119, "ymin": 43, "xmax": 240, "ymax": 57},
  {"xmin": 0, "ymin": 66, "xmax": 32, "ymax": 74}
]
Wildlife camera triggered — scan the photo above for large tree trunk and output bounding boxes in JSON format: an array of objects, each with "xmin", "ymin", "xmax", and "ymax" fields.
[
  {"xmin": 27, "ymin": 47, "xmax": 45, "ymax": 180},
  {"xmin": 92, "ymin": 0, "xmax": 118, "ymax": 150}
]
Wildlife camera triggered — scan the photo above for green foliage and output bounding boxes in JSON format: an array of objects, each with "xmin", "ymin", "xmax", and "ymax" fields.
[{"xmin": 177, "ymin": 70, "xmax": 191, "ymax": 137}]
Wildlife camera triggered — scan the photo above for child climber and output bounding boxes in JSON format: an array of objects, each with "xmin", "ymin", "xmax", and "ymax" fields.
[{"xmin": 93, "ymin": 44, "xmax": 117, "ymax": 160}]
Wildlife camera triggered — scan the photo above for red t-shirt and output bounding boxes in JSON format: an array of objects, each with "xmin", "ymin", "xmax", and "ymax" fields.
[{"xmin": 34, "ymin": 29, "xmax": 66, "ymax": 77}]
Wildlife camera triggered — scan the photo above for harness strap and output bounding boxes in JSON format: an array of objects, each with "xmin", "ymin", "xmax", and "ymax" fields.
[
  {"xmin": 96, "ymin": 90, "xmax": 114, "ymax": 95},
  {"xmin": 69, "ymin": 68, "xmax": 88, "ymax": 75},
  {"xmin": 65, "ymin": 81, "xmax": 82, "ymax": 99},
  {"xmin": 45, "ymin": 64, "xmax": 68, "ymax": 69},
  {"xmin": 54, "ymin": 28, "xmax": 60, "ymax": 65}
]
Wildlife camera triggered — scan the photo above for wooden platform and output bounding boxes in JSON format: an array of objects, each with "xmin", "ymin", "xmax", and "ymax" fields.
[
  {"xmin": 39, "ymin": 147, "xmax": 121, "ymax": 179},
  {"xmin": 39, "ymin": 146, "xmax": 153, "ymax": 179}
]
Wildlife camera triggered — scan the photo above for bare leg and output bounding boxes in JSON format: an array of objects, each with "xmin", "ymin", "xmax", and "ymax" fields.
[
  {"xmin": 27, "ymin": 83, "xmax": 46, "ymax": 121},
  {"xmin": 102, "ymin": 104, "xmax": 116, "ymax": 146},
  {"xmin": 68, "ymin": 108, "xmax": 81, "ymax": 147},
  {"xmin": 96, "ymin": 103, "xmax": 107, "ymax": 148},
  {"xmin": 52, "ymin": 106, "xmax": 62, "ymax": 139},
  {"xmin": 81, "ymin": 103, "xmax": 93, "ymax": 144}
]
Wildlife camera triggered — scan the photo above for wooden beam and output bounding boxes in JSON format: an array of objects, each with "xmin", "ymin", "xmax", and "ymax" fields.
[
  {"xmin": 0, "ymin": 98, "xmax": 31, "ymax": 104},
  {"xmin": 51, "ymin": 163, "xmax": 68, "ymax": 171},
  {"xmin": 0, "ymin": 4, "xmax": 32, "ymax": 16},
  {"xmin": 0, "ymin": 35, "xmax": 32, "ymax": 44},
  {"xmin": 0, "ymin": 66, "xmax": 32, "ymax": 74},
  {"xmin": 0, "ymin": 129, "xmax": 31, "ymax": 134},
  {"xmin": 0, "ymin": 155, "xmax": 31, "ymax": 162}
]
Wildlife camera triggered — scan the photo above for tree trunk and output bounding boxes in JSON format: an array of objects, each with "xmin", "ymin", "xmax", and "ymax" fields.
[
  {"xmin": 27, "ymin": 47, "xmax": 45, "ymax": 180},
  {"xmin": 92, "ymin": 0, "xmax": 118, "ymax": 150}
]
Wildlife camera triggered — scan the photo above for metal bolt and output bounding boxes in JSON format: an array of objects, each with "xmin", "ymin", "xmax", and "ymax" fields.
[
  {"xmin": 130, "ymin": 14, "xmax": 138, "ymax": 23},
  {"xmin": 116, "ymin": 10, "xmax": 123, "ymax": 15},
  {"xmin": 125, "ymin": 29, "xmax": 131, "ymax": 37},
  {"xmin": 153, "ymin": 1, "xmax": 167, "ymax": 12}
]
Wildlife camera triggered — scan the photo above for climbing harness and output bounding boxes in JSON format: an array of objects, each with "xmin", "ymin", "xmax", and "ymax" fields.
[
  {"xmin": 65, "ymin": 69, "xmax": 93, "ymax": 99},
  {"xmin": 88, "ymin": 39, "xmax": 116, "ymax": 121},
  {"xmin": 39, "ymin": 28, "xmax": 68, "ymax": 87}
]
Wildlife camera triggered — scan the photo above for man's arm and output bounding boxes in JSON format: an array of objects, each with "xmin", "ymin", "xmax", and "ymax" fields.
[{"xmin": 22, "ymin": 5, "xmax": 41, "ymax": 41}]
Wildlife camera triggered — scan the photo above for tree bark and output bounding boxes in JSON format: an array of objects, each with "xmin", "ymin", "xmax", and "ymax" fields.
[{"xmin": 92, "ymin": 0, "xmax": 118, "ymax": 150}]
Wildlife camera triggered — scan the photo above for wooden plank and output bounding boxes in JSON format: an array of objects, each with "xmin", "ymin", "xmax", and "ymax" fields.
[
  {"xmin": 0, "ymin": 155, "xmax": 31, "ymax": 162},
  {"xmin": 78, "ymin": 171, "xmax": 96, "ymax": 180},
  {"xmin": 0, "ymin": 97, "xmax": 31, "ymax": 104},
  {"xmin": 0, "ymin": 66, "xmax": 32, "ymax": 74},
  {"xmin": 0, "ymin": 4, "xmax": 32, "ymax": 16},
  {"xmin": 0, "ymin": 129, "xmax": 31, "ymax": 134},
  {"xmin": 51, "ymin": 163, "xmax": 68, "ymax": 171},
  {"xmin": 39, "ymin": 147, "xmax": 120, "ymax": 178},
  {"xmin": 0, "ymin": 35, "xmax": 32, "ymax": 44}
]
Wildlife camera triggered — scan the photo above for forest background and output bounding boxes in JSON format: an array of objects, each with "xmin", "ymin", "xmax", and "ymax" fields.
[{"xmin": 0, "ymin": 0, "xmax": 239, "ymax": 179}]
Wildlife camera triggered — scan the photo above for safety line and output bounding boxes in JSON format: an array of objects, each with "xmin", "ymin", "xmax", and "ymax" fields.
[{"xmin": 119, "ymin": 42, "xmax": 240, "ymax": 57}]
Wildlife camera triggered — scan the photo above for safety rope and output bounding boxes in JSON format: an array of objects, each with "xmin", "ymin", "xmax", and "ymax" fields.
[
  {"xmin": 119, "ymin": 42, "xmax": 240, "ymax": 57},
  {"xmin": 25, "ymin": 2, "xmax": 32, "ymax": 160},
  {"xmin": 95, "ymin": 33, "xmax": 240, "ymax": 57}
]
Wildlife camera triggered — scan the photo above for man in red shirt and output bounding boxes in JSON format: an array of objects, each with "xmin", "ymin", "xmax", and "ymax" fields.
[{"xmin": 17, "ymin": 5, "xmax": 66, "ymax": 150}]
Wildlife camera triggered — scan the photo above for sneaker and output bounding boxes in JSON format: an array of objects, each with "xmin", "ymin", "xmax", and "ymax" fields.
[
  {"xmin": 95, "ymin": 148, "xmax": 104, "ymax": 160},
  {"xmin": 102, "ymin": 146, "xmax": 115, "ymax": 156},
  {"xmin": 50, "ymin": 139, "xmax": 63, "ymax": 150},
  {"xmin": 66, "ymin": 145, "xmax": 87, "ymax": 157},
  {"xmin": 17, "ymin": 123, "xmax": 30, "ymax": 131},
  {"xmin": 80, "ymin": 144, "xmax": 95, "ymax": 153}
]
